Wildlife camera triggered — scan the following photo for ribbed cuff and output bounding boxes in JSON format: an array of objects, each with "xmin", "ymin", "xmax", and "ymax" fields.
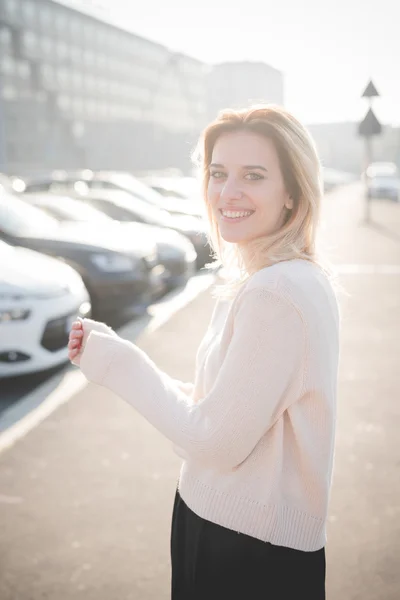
[{"xmin": 80, "ymin": 331, "xmax": 119, "ymax": 386}]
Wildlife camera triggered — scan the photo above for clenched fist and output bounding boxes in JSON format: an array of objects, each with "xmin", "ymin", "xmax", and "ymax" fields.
[
  {"xmin": 68, "ymin": 318, "xmax": 118, "ymax": 366},
  {"xmin": 68, "ymin": 319, "xmax": 84, "ymax": 364}
]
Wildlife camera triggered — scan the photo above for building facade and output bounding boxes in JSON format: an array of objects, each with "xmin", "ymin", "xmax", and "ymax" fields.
[
  {"xmin": 207, "ymin": 61, "xmax": 284, "ymax": 122},
  {"xmin": 0, "ymin": 1, "xmax": 284, "ymax": 176},
  {"xmin": 0, "ymin": 0, "xmax": 208, "ymax": 174}
]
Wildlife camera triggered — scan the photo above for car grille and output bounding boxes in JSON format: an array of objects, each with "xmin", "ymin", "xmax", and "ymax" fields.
[{"xmin": 41, "ymin": 311, "xmax": 75, "ymax": 352}]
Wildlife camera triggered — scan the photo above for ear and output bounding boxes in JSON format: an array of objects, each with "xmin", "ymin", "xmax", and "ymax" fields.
[{"xmin": 285, "ymin": 195, "xmax": 294, "ymax": 210}]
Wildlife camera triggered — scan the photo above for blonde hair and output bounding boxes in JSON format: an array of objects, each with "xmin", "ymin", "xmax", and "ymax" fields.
[{"xmin": 193, "ymin": 104, "xmax": 336, "ymax": 297}]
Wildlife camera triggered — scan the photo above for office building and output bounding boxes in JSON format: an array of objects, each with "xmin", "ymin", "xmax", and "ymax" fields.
[{"xmin": 0, "ymin": 0, "xmax": 207, "ymax": 174}]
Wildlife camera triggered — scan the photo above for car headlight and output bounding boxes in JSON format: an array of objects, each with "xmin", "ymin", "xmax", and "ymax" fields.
[
  {"xmin": 90, "ymin": 253, "xmax": 136, "ymax": 272},
  {"xmin": 0, "ymin": 308, "xmax": 31, "ymax": 322}
]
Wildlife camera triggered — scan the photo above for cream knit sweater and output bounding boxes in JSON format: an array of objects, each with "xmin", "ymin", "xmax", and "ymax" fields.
[{"xmin": 78, "ymin": 259, "xmax": 340, "ymax": 552}]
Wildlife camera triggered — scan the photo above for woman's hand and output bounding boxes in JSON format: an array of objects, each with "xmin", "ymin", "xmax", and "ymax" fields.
[
  {"xmin": 68, "ymin": 318, "xmax": 118, "ymax": 366},
  {"xmin": 68, "ymin": 319, "xmax": 84, "ymax": 364}
]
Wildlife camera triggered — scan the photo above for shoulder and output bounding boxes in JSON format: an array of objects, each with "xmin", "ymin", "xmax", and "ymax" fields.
[{"xmin": 238, "ymin": 259, "xmax": 340, "ymax": 325}]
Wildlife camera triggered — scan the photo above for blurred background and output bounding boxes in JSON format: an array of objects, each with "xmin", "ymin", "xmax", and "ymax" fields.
[{"xmin": 0, "ymin": 1, "xmax": 399, "ymax": 599}]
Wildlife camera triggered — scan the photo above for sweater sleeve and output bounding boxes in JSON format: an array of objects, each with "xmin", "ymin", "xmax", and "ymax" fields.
[{"xmin": 79, "ymin": 287, "xmax": 305, "ymax": 470}]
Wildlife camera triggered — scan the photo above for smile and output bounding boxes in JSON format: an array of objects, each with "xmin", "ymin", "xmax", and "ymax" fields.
[{"xmin": 220, "ymin": 209, "xmax": 255, "ymax": 221}]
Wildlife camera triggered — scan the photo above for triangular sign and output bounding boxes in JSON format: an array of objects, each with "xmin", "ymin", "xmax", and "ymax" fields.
[
  {"xmin": 358, "ymin": 108, "xmax": 382, "ymax": 137},
  {"xmin": 362, "ymin": 80, "xmax": 379, "ymax": 98}
]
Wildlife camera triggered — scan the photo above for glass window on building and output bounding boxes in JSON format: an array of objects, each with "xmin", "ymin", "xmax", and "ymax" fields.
[
  {"xmin": 57, "ymin": 94, "xmax": 70, "ymax": 111},
  {"xmin": 72, "ymin": 70, "xmax": 83, "ymax": 89},
  {"xmin": 22, "ymin": 30, "xmax": 38, "ymax": 57},
  {"xmin": 22, "ymin": 0, "xmax": 36, "ymax": 24},
  {"xmin": 70, "ymin": 46, "xmax": 82, "ymax": 64},
  {"xmin": 70, "ymin": 15, "xmax": 83, "ymax": 39},
  {"xmin": 4, "ymin": 0, "xmax": 19, "ymax": 23},
  {"xmin": 97, "ymin": 54, "xmax": 107, "ymax": 70},
  {"xmin": 73, "ymin": 97, "xmax": 84, "ymax": 117},
  {"xmin": 55, "ymin": 10, "xmax": 68, "ymax": 33},
  {"xmin": 85, "ymin": 99, "xmax": 95, "ymax": 118},
  {"xmin": 0, "ymin": 55, "xmax": 15, "ymax": 75},
  {"xmin": 17, "ymin": 59, "xmax": 31, "ymax": 79},
  {"xmin": 83, "ymin": 50, "xmax": 95, "ymax": 67},
  {"xmin": 39, "ymin": 3, "xmax": 52, "ymax": 28},
  {"xmin": 0, "ymin": 26, "xmax": 13, "ymax": 53},
  {"xmin": 58, "ymin": 67, "xmax": 70, "ymax": 88},
  {"xmin": 98, "ymin": 78, "xmax": 108, "ymax": 95},
  {"xmin": 85, "ymin": 75, "xmax": 96, "ymax": 93},
  {"xmin": 41, "ymin": 36, "xmax": 53, "ymax": 58},
  {"xmin": 57, "ymin": 41, "xmax": 69, "ymax": 61},
  {"xmin": 2, "ymin": 84, "xmax": 17, "ymax": 100},
  {"xmin": 41, "ymin": 64, "xmax": 55, "ymax": 88}
]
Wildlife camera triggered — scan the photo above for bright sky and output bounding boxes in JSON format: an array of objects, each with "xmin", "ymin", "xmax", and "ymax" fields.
[{"xmin": 91, "ymin": 0, "xmax": 398, "ymax": 125}]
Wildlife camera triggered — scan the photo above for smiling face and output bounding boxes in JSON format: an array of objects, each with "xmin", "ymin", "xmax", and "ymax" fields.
[{"xmin": 207, "ymin": 130, "xmax": 294, "ymax": 245}]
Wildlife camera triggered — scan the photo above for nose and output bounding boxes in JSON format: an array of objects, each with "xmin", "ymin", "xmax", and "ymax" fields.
[{"xmin": 220, "ymin": 177, "xmax": 243, "ymax": 203}]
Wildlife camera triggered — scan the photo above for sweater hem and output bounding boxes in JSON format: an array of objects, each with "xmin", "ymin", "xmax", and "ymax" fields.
[{"xmin": 178, "ymin": 472, "xmax": 326, "ymax": 552}]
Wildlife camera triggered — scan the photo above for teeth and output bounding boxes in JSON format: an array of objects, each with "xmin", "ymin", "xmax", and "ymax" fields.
[{"xmin": 221, "ymin": 210, "xmax": 252, "ymax": 219}]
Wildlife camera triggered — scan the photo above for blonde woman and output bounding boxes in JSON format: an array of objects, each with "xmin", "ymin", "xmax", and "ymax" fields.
[{"xmin": 68, "ymin": 105, "xmax": 340, "ymax": 599}]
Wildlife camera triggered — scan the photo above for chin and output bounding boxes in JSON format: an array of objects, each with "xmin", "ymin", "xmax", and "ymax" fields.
[{"xmin": 219, "ymin": 230, "xmax": 251, "ymax": 244}]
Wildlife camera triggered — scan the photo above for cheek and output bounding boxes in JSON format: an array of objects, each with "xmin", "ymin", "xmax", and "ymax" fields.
[
  {"xmin": 207, "ymin": 183, "xmax": 219, "ymax": 207},
  {"xmin": 253, "ymin": 182, "xmax": 285, "ymax": 213}
]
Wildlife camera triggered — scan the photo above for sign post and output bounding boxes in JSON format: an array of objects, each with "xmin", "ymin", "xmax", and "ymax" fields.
[{"xmin": 358, "ymin": 80, "xmax": 382, "ymax": 223}]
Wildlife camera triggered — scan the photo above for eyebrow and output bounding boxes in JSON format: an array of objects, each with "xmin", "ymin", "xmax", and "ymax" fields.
[{"xmin": 209, "ymin": 163, "xmax": 268, "ymax": 172}]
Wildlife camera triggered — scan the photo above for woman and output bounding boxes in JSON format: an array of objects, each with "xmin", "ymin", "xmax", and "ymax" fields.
[{"xmin": 68, "ymin": 105, "xmax": 340, "ymax": 599}]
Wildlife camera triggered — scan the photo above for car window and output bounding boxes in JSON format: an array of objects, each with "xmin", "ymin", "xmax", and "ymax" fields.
[
  {"xmin": 0, "ymin": 193, "xmax": 58, "ymax": 236},
  {"xmin": 97, "ymin": 173, "xmax": 165, "ymax": 208},
  {"xmin": 25, "ymin": 181, "xmax": 52, "ymax": 192},
  {"xmin": 83, "ymin": 198, "xmax": 137, "ymax": 222}
]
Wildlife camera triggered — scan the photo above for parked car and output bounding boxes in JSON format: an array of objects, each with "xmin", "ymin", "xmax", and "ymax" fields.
[
  {"xmin": 21, "ymin": 193, "xmax": 198, "ymax": 291},
  {"xmin": 141, "ymin": 175, "xmax": 203, "ymax": 204},
  {"xmin": 365, "ymin": 162, "xmax": 400, "ymax": 201},
  {"xmin": 22, "ymin": 170, "xmax": 205, "ymax": 219},
  {"xmin": 0, "ymin": 191, "xmax": 165, "ymax": 318},
  {"xmin": 0, "ymin": 240, "xmax": 91, "ymax": 377},
  {"xmin": 46, "ymin": 188, "xmax": 213, "ymax": 269}
]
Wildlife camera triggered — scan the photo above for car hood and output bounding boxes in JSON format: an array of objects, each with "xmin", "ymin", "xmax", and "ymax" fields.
[
  {"xmin": 28, "ymin": 222, "xmax": 156, "ymax": 256},
  {"xmin": 0, "ymin": 243, "xmax": 83, "ymax": 298}
]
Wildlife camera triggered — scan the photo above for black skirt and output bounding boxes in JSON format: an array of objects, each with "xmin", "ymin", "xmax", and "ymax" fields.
[{"xmin": 170, "ymin": 488, "xmax": 326, "ymax": 600}]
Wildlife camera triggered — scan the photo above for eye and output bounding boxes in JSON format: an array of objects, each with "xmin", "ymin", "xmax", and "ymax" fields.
[
  {"xmin": 244, "ymin": 172, "xmax": 264, "ymax": 181},
  {"xmin": 209, "ymin": 171, "xmax": 226, "ymax": 179}
]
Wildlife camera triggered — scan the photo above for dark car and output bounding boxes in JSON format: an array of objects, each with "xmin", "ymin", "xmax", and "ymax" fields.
[
  {"xmin": 22, "ymin": 170, "xmax": 205, "ymax": 219},
  {"xmin": 22, "ymin": 192, "xmax": 198, "ymax": 291},
  {"xmin": 32, "ymin": 186, "xmax": 213, "ymax": 269},
  {"xmin": 0, "ymin": 191, "xmax": 164, "ymax": 318}
]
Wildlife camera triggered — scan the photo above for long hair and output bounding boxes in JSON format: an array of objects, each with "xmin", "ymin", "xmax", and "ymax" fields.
[{"xmin": 193, "ymin": 104, "xmax": 337, "ymax": 297}]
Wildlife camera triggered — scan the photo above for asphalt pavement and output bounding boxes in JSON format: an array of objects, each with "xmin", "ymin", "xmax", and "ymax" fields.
[{"xmin": 0, "ymin": 184, "xmax": 399, "ymax": 600}]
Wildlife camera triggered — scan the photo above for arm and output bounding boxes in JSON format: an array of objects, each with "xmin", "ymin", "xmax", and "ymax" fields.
[{"xmin": 79, "ymin": 288, "xmax": 305, "ymax": 470}]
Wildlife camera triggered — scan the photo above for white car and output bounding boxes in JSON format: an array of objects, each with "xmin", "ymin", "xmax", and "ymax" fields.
[
  {"xmin": 0, "ymin": 241, "xmax": 91, "ymax": 378},
  {"xmin": 365, "ymin": 162, "xmax": 400, "ymax": 202}
]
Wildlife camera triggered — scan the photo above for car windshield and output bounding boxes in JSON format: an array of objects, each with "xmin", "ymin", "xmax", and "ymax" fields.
[
  {"xmin": 86, "ymin": 191, "xmax": 174, "ymax": 228},
  {"xmin": 99, "ymin": 173, "xmax": 165, "ymax": 208},
  {"xmin": 0, "ymin": 192, "xmax": 58, "ymax": 236},
  {"xmin": 35, "ymin": 197, "xmax": 113, "ymax": 223}
]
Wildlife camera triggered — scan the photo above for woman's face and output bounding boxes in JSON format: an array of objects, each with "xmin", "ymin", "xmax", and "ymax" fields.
[{"xmin": 207, "ymin": 130, "xmax": 293, "ymax": 245}]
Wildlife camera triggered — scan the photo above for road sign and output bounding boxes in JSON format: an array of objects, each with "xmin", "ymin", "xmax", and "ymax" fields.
[
  {"xmin": 362, "ymin": 80, "xmax": 380, "ymax": 98},
  {"xmin": 358, "ymin": 108, "xmax": 382, "ymax": 137}
]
